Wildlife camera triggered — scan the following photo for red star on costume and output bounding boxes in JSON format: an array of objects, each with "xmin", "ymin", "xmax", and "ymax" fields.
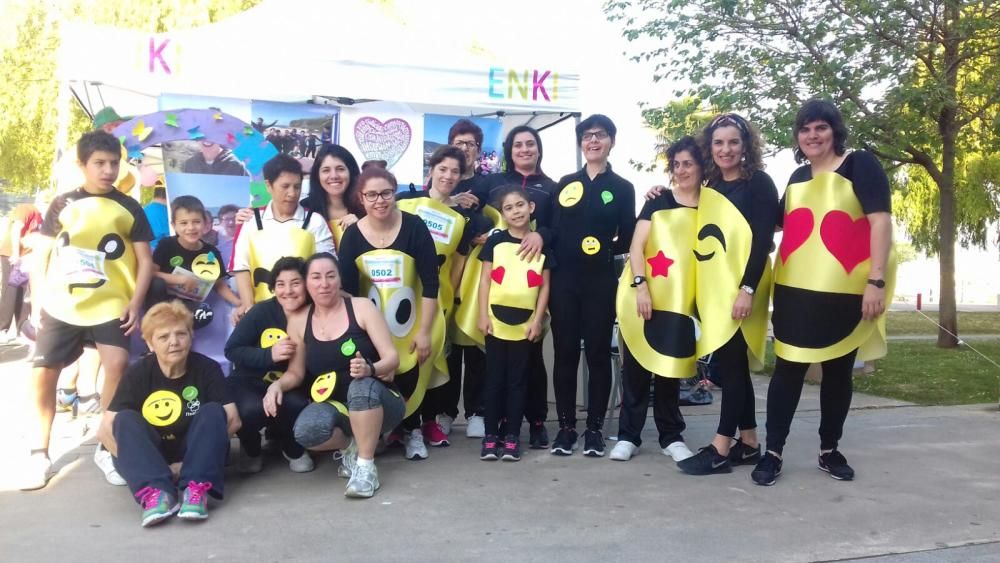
[{"xmin": 647, "ymin": 250, "xmax": 674, "ymax": 278}]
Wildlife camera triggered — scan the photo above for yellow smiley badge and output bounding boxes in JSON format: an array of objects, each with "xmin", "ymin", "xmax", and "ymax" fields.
[
  {"xmin": 141, "ymin": 390, "xmax": 183, "ymax": 427},
  {"xmin": 311, "ymin": 372, "xmax": 337, "ymax": 403},
  {"xmin": 581, "ymin": 236, "xmax": 601, "ymax": 255},
  {"xmin": 260, "ymin": 328, "xmax": 287, "ymax": 348},
  {"xmin": 192, "ymin": 252, "xmax": 221, "ymax": 280},
  {"xmin": 559, "ymin": 181, "xmax": 584, "ymax": 207}
]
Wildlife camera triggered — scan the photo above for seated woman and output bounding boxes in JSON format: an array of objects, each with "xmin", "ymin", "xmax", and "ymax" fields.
[
  {"xmin": 225, "ymin": 257, "xmax": 313, "ymax": 473},
  {"xmin": 264, "ymin": 253, "xmax": 402, "ymax": 498},
  {"xmin": 97, "ymin": 301, "xmax": 241, "ymax": 528}
]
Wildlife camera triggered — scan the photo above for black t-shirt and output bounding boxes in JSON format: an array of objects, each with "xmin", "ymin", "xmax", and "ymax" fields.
[
  {"xmin": 551, "ymin": 165, "xmax": 636, "ymax": 275},
  {"xmin": 710, "ymin": 169, "xmax": 779, "ymax": 289},
  {"xmin": 109, "ymin": 352, "xmax": 230, "ymax": 461},
  {"xmin": 41, "ymin": 187, "xmax": 153, "ymax": 243},
  {"xmin": 638, "ymin": 190, "xmax": 692, "ymax": 220},
  {"xmin": 780, "ymin": 150, "xmax": 891, "ymax": 223},
  {"xmin": 479, "ymin": 229, "xmax": 552, "ymax": 270},
  {"xmin": 474, "ymin": 171, "xmax": 558, "ymax": 244},
  {"xmin": 152, "ymin": 236, "xmax": 228, "ymax": 282},
  {"xmin": 395, "ymin": 189, "xmax": 477, "ymax": 256},
  {"xmin": 337, "ymin": 211, "xmax": 440, "ymax": 299},
  {"xmin": 224, "ymin": 298, "xmax": 289, "ymax": 380}
]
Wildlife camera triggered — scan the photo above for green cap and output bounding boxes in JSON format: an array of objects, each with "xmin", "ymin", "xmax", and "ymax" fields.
[{"xmin": 92, "ymin": 107, "xmax": 132, "ymax": 130}]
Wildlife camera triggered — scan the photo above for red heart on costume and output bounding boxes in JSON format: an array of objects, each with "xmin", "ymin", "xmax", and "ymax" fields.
[
  {"xmin": 526, "ymin": 269, "xmax": 543, "ymax": 288},
  {"xmin": 491, "ymin": 266, "xmax": 505, "ymax": 284},
  {"xmin": 779, "ymin": 207, "xmax": 813, "ymax": 264},
  {"xmin": 820, "ymin": 210, "xmax": 871, "ymax": 273}
]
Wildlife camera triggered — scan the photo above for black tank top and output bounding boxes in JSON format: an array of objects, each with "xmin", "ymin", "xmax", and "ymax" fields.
[{"xmin": 304, "ymin": 299, "xmax": 379, "ymax": 405}]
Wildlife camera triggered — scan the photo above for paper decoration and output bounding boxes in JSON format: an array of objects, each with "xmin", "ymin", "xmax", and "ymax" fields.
[
  {"xmin": 188, "ymin": 125, "xmax": 205, "ymax": 140},
  {"xmin": 132, "ymin": 120, "xmax": 153, "ymax": 142},
  {"xmin": 244, "ymin": 126, "xmax": 254, "ymax": 136},
  {"xmin": 232, "ymin": 139, "xmax": 278, "ymax": 176},
  {"xmin": 226, "ymin": 132, "xmax": 236, "ymax": 146},
  {"xmin": 165, "ymin": 113, "xmax": 179, "ymax": 127},
  {"xmin": 354, "ymin": 117, "xmax": 412, "ymax": 168},
  {"xmin": 213, "ymin": 112, "xmax": 223, "ymax": 121}
]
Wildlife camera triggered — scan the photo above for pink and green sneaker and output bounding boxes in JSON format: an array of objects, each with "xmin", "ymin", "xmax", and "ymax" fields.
[
  {"xmin": 136, "ymin": 487, "xmax": 178, "ymax": 528},
  {"xmin": 177, "ymin": 481, "xmax": 213, "ymax": 521}
]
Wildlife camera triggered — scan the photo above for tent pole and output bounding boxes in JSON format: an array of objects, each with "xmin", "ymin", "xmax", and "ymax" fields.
[
  {"xmin": 52, "ymin": 79, "xmax": 72, "ymax": 191},
  {"xmin": 574, "ymin": 113, "xmax": 582, "ymax": 170}
]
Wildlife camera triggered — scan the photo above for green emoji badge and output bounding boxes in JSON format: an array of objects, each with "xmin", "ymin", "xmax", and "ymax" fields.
[
  {"xmin": 601, "ymin": 190, "xmax": 614, "ymax": 205},
  {"xmin": 341, "ymin": 338, "xmax": 357, "ymax": 357},
  {"xmin": 181, "ymin": 386, "xmax": 198, "ymax": 401},
  {"xmin": 169, "ymin": 256, "xmax": 184, "ymax": 268}
]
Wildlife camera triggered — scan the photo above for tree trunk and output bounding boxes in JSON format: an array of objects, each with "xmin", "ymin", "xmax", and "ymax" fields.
[{"xmin": 936, "ymin": 3, "xmax": 960, "ymax": 349}]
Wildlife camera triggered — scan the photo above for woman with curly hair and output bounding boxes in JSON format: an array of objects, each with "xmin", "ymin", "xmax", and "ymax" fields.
[{"xmin": 676, "ymin": 113, "xmax": 779, "ymax": 476}]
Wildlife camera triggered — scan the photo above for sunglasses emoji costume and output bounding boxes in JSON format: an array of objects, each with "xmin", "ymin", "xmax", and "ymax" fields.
[
  {"xmin": 247, "ymin": 207, "xmax": 316, "ymax": 303},
  {"xmin": 616, "ymin": 200, "xmax": 699, "ymax": 378},
  {"xmin": 693, "ymin": 187, "xmax": 772, "ymax": 368},
  {"xmin": 453, "ymin": 205, "xmax": 503, "ymax": 347},
  {"xmin": 45, "ymin": 192, "xmax": 143, "ymax": 326},
  {"xmin": 772, "ymin": 153, "xmax": 896, "ymax": 363}
]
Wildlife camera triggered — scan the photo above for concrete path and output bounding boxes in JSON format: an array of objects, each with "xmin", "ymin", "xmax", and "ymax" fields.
[{"xmin": 1, "ymin": 345, "xmax": 998, "ymax": 562}]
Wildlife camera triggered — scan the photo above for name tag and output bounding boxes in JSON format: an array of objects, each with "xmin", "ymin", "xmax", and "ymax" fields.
[
  {"xmin": 362, "ymin": 255, "xmax": 404, "ymax": 289},
  {"xmin": 415, "ymin": 207, "xmax": 456, "ymax": 245}
]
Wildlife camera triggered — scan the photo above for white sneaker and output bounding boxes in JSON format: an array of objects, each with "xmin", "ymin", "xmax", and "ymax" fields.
[
  {"xmin": 609, "ymin": 440, "xmax": 639, "ymax": 461},
  {"xmin": 437, "ymin": 414, "xmax": 454, "ymax": 435},
  {"xmin": 20, "ymin": 454, "xmax": 52, "ymax": 491},
  {"xmin": 465, "ymin": 415, "xmax": 485, "ymax": 438},
  {"xmin": 94, "ymin": 444, "xmax": 126, "ymax": 486},
  {"xmin": 284, "ymin": 451, "xmax": 315, "ymax": 473},
  {"xmin": 404, "ymin": 429, "xmax": 428, "ymax": 460},
  {"xmin": 663, "ymin": 441, "xmax": 694, "ymax": 462},
  {"xmin": 238, "ymin": 450, "xmax": 264, "ymax": 474},
  {"xmin": 345, "ymin": 461, "xmax": 380, "ymax": 498},
  {"xmin": 338, "ymin": 439, "xmax": 357, "ymax": 479}
]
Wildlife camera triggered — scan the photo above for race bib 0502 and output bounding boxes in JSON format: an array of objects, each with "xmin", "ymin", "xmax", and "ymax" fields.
[{"xmin": 362, "ymin": 255, "xmax": 405, "ymax": 289}]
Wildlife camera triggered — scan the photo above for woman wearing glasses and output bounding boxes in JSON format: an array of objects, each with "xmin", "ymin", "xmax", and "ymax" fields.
[
  {"xmin": 336, "ymin": 168, "xmax": 442, "ymax": 461},
  {"xmin": 675, "ymin": 113, "xmax": 779, "ymax": 476}
]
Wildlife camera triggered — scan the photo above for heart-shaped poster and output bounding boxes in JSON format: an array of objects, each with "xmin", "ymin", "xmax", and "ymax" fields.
[
  {"xmin": 779, "ymin": 207, "xmax": 814, "ymax": 264},
  {"xmin": 820, "ymin": 210, "xmax": 871, "ymax": 273},
  {"xmin": 353, "ymin": 117, "xmax": 412, "ymax": 169}
]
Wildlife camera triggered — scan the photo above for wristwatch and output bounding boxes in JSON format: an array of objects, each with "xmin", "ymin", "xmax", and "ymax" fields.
[
  {"xmin": 867, "ymin": 278, "xmax": 886, "ymax": 289},
  {"xmin": 366, "ymin": 359, "xmax": 377, "ymax": 377},
  {"xmin": 739, "ymin": 284, "xmax": 755, "ymax": 295},
  {"xmin": 631, "ymin": 276, "xmax": 646, "ymax": 288}
]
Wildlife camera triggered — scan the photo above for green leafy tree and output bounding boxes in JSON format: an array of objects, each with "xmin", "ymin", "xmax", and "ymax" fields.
[{"xmin": 606, "ymin": 0, "xmax": 1000, "ymax": 347}]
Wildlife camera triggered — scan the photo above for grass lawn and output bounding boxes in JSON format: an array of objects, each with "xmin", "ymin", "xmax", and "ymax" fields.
[
  {"xmin": 887, "ymin": 311, "xmax": 1000, "ymax": 336},
  {"xmin": 758, "ymin": 339, "xmax": 1000, "ymax": 406}
]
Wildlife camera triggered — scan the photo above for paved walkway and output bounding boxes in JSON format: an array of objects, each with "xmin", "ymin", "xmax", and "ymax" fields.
[{"xmin": 1, "ymin": 345, "xmax": 999, "ymax": 561}]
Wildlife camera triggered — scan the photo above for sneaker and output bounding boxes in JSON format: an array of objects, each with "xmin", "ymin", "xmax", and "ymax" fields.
[
  {"xmin": 177, "ymin": 481, "xmax": 212, "ymax": 520},
  {"xmin": 55, "ymin": 388, "xmax": 77, "ymax": 413},
  {"xmin": 663, "ymin": 441, "xmax": 694, "ymax": 462},
  {"xmin": 582, "ymin": 429, "xmax": 606, "ymax": 457},
  {"xmin": 136, "ymin": 487, "xmax": 178, "ymax": 527},
  {"xmin": 384, "ymin": 429, "xmax": 404, "ymax": 448},
  {"xmin": 437, "ymin": 414, "xmax": 454, "ymax": 435},
  {"xmin": 338, "ymin": 440, "xmax": 358, "ymax": 479},
  {"xmin": 19, "ymin": 453, "xmax": 52, "ymax": 491},
  {"xmin": 421, "ymin": 421, "xmax": 450, "ymax": 447},
  {"xmin": 284, "ymin": 451, "xmax": 315, "ymax": 473},
  {"xmin": 609, "ymin": 440, "xmax": 639, "ymax": 461},
  {"xmin": 501, "ymin": 435, "xmax": 521, "ymax": 461},
  {"xmin": 818, "ymin": 450, "xmax": 855, "ymax": 481},
  {"xmin": 238, "ymin": 450, "xmax": 264, "ymax": 474},
  {"xmin": 550, "ymin": 427, "xmax": 578, "ymax": 456},
  {"xmin": 480, "ymin": 435, "xmax": 500, "ymax": 461},
  {"xmin": 751, "ymin": 452, "xmax": 783, "ymax": 486},
  {"xmin": 345, "ymin": 461, "xmax": 380, "ymax": 498},
  {"xmin": 728, "ymin": 440, "xmax": 762, "ymax": 466},
  {"xmin": 528, "ymin": 421, "xmax": 549, "ymax": 449},
  {"xmin": 94, "ymin": 444, "xmax": 126, "ymax": 486},
  {"xmin": 404, "ymin": 429, "xmax": 428, "ymax": 460},
  {"xmin": 466, "ymin": 415, "xmax": 486, "ymax": 438},
  {"xmin": 676, "ymin": 445, "xmax": 732, "ymax": 475},
  {"xmin": 75, "ymin": 394, "xmax": 102, "ymax": 417}
]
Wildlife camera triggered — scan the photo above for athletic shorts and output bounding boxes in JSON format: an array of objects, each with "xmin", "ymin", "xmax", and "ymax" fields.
[{"xmin": 32, "ymin": 310, "xmax": 129, "ymax": 369}]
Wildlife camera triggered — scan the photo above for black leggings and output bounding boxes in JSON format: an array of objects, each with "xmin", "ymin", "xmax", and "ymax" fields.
[
  {"xmin": 227, "ymin": 376, "xmax": 309, "ymax": 458},
  {"xmin": 443, "ymin": 344, "xmax": 486, "ymax": 419},
  {"xmin": 765, "ymin": 350, "xmax": 857, "ymax": 454},
  {"xmin": 396, "ymin": 365, "xmax": 425, "ymax": 431},
  {"xmin": 617, "ymin": 345, "xmax": 685, "ymax": 448},
  {"xmin": 713, "ymin": 331, "xmax": 757, "ymax": 438},
  {"xmin": 550, "ymin": 271, "xmax": 616, "ymax": 430},
  {"xmin": 483, "ymin": 335, "xmax": 532, "ymax": 437},
  {"xmin": 523, "ymin": 341, "xmax": 548, "ymax": 424}
]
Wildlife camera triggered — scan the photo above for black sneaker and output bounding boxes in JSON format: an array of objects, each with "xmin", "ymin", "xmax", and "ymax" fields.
[
  {"xmin": 501, "ymin": 435, "xmax": 521, "ymax": 461},
  {"xmin": 751, "ymin": 452, "xmax": 783, "ymax": 486},
  {"xmin": 529, "ymin": 422, "xmax": 549, "ymax": 449},
  {"xmin": 480, "ymin": 435, "xmax": 499, "ymax": 461},
  {"xmin": 818, "ymin": 450, "xmax": 855, "ymax": 481},
  {"xmin": 550, "ymin": 427, "xmax": 578, "ymax": 456},
  {"xmin": 582, "ymin": 429, "xmax": 606, "ymax": 457},
  {"xmin": 677, "ymin": 445, "xmax": 732, "ymax": 475},
  {"xmin": 728, "ymin": 440, "xmax": 762, "ymax": 466}
]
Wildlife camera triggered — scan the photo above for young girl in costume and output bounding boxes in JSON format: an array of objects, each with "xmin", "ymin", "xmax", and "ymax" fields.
[{"xmin": 476, "ymin": 186, "xmax": 551, "ymax": 461}]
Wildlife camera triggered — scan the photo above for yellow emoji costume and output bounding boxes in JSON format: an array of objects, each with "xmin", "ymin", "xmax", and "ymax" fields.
[
  {"xmin": 396, "ymin": 196, "xmax": 468, "ymax": 320},
  {"xmin": 453, "ymin": 205, "xmax": 503, "ymax": 347},
  {"xmin": 45, "ymin": 193, "xmax": 142, "ymax": 326},
  {"xmin": 773, "ymin": 158, "xmax": 897, "ymax": 363},
  {"xmin": 247, "ymin": 208, "xmax": 316, "ymax": 303},
  {"xmin": 328, "ymin": 219, "xmax": 345, "ymax": 251},
  {"xmin": 356, "ymin": 249, "xmax": 446, "ymax": 416},
  {"xmin": 483, "ymin": 234, "xmax": 547, "ymax": 341},
  {"xmin": 616, "ymin": 203, "xmax": 699, "ymax": 378},
  {"xmin": 693, "ymin": 187, "xmax": 771, "ymax": 369}
]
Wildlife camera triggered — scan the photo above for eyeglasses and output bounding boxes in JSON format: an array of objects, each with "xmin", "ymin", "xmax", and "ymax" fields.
[
  {"xmin": 361, "ymin": 189, "xmax": 396, "ymax": 202},
  {"xmin": 581, "ymin": 131, "xmax": 609, "ymax": 142},
  {"xmin": 454, "ymin": 141, "xmax": 480, "ymax": 149}
]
